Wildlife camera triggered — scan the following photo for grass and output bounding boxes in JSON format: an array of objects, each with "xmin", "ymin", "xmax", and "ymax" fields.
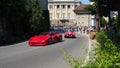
[{"xmin": 63, "ymin": 31, "xmax": 120, "ymax": 68}]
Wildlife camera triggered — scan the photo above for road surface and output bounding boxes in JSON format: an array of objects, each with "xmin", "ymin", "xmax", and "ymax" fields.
[{"xmin": 0, "ymin": 33, "xmax": 90, "ymax": 68}]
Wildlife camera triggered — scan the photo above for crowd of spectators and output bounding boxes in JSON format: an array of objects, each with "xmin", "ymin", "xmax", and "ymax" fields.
[{"xmin": 77, "ymin": 26, "xmax": 96, "ymax": 34}]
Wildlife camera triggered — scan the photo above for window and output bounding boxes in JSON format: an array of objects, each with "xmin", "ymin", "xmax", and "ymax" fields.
[
  {"xmin": 75, "ymin": 5, "xmax": 77, "ymax": 8},
  {"xmin": 68, "ymin": 5, "xmax": 70, "ymax": 8},
  {"xmin": 63, "ymin": 13, "xmax": 65, "ymax": 18},
  {"xmin": 57, "ymin": 5, "xmax": 60, "ymax": 9},
  {"xmin": 49, "ymin": 5, "xmax": 53, "ymax": 9},
  {"xmin": 82, "ymin": 16, "xmax": 84, "ymax": 18},
  {"xmin": 57, "ymin": 13, "xmax": 59, "ymax": 19},
  {"xmin": 82, "ymin": 22, "xmax": 84, "ymax": 24},
  {"xmin": 68, "ymin": 13, "xmax": 70, "ymax": 19},
  {"xmin": 62, "ymin": 5, "xmax": 65, "ymax": 9}
]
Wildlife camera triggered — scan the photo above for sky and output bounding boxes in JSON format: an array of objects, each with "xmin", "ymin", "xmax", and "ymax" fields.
[{"xmin": 81, "ymin": 0, "xmax": 90, "ymax": 4}]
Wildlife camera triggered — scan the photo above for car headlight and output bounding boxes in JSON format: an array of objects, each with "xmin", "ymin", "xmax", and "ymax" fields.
[{"xmin": 41, "ymin": 40, "xmax": 45, "ymax": 42}]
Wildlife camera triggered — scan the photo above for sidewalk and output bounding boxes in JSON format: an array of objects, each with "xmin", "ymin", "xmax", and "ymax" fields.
[{"xmin": 80, "ymin": 32, "xmax": 97, "ymax": 66}]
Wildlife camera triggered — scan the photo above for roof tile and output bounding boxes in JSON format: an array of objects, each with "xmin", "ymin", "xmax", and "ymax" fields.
[{"xmin": 75, "ymin": 4, "xmax": 90, "ymax": 10}]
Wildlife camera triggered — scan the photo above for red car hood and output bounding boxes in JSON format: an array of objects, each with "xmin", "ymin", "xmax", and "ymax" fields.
[{"xmin": 29, "ymin": 35, "xmax": 50, "ymax": 42}]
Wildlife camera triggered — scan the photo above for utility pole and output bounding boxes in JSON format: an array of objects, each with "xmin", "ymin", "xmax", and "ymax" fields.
[{"xmin": 96, "ymin": 0, "xmax": 100, "ymax": 31}]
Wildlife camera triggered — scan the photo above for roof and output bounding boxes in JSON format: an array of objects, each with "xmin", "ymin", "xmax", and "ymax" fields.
[
  {"xmin": 75, "ymin": 4, "xmax": 90, "ymax": 11},
  {"xmin": 74, "ymin": 4, "xmax": 91, "ymax": 14}
]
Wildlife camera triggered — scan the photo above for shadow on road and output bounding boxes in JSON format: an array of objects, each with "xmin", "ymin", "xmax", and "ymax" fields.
[{"xmin": 0, "ymin": 39, "xmax": 28, "ymax": 47}]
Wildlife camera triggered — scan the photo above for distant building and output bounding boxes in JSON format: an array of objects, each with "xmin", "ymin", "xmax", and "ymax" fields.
[
  {"xmin": 48, "ymin": 0, "xmax": 81, "ymax": 26},
  {"xmin": 74, "ymin": 4, "xmax": 92, "ymax": 27}
]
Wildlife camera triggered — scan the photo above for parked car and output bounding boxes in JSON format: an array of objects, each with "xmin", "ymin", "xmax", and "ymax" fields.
[
  {"xmin": 64, "ymin": 30, "xmax": 75, "ymax": 38},
  {"xmin": 28, "ymin": 32, "xmax": 62, "ymax": 46}
]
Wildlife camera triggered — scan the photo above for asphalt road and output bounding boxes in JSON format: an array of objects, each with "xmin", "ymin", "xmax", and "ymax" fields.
[{"xmin": 0, "ymin": 33, "xmax": 90, "ymax": 68}]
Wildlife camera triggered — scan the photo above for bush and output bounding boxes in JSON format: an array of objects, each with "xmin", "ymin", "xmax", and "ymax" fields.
[
  {"xmin": 63, "ymin": 31, "xmax": 120, "ymax": 68},
  {"xmin": 83, "ymin": 31, "xmax": 120, "ymax": 68},
  {"xmin": 95, "ymin": 31, "xmax": 108, "ymax": 45}
]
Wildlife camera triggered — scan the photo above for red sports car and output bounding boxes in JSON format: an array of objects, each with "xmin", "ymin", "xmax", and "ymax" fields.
[
  {"xmin": 64, "ymin": 30, "xmax": 75, "ymax": 38},
  {"xmin": 28, "ymin": 32, "xmax": 62, "ymax": 46}
]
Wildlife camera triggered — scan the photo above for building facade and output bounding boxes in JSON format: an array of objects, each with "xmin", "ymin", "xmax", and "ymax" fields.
[
  {"xmin": 74, "ymin": 4, "xmax": 92, "ymax": 27},
  {"xmin": 48, "ymin": 0, "xmax": 81, "ymax": 26}
]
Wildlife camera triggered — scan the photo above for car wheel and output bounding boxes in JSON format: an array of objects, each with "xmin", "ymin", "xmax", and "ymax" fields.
[
  {"xmin": 74, "ymin": 35, "xmax": 76, "ymax": 38},
  {"xmin": 64, "ymin": 35, "xmax": 66, "ymax": 38},
  {"xmin": 59, "ymin": 36, "xmax": 62, "ymax": 42},
  {"xmin": 48, "ymin": 38, "xmax": 52, "ymax": 45}
]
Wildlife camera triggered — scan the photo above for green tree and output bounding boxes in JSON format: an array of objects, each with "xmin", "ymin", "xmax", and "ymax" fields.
[
  {"xmin": 85, "ymin": 4, "xmax": 97, "ymax": 14},
  {"xmin": 0, "ymin": 0, "xmax": 43, "ymax": 36},
  {"xmin": 97, "ymin": 0, "xmax": 110, "ymax": 17},
  {"xmin": 0, "ymin": 0, "xmax": 29, "ymax": 36},
  {"xmin": 85, "ymin": 0, "xmax": 97, "ymax": 15},
  {"xmin": 26, "ymin": 0, "xmax": 43, "ymax": 34},
  {"xmin": 85, "ymin": 0, "xmax": 110, "ymax": 17},
  {"xmin": 100, "ymin": 18, "xmax": 108, "ymax": 27}
]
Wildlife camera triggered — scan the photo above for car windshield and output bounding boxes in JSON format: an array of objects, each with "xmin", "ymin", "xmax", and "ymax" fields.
[
  {"xmin": 67, "ymin": 29, "xmax": 73, "ymax": 32},
  {"xmin": 41, "ymin": 32, "xmax": 51, "ymax": 36}
]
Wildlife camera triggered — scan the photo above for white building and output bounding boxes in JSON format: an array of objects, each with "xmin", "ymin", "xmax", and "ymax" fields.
[{"xmin": 48, "ymin": 0, "xmax": 81, "ymax": 26}]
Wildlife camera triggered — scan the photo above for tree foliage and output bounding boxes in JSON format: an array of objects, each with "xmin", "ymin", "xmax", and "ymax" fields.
[
  {"xmin": 84, "ymin": 0, "xmax": 97, "ymax": 15},
  {"xmin": 0, "ymin": 0, "xmax": 51, "ymax": 45},
  {"xmin": 100, "ymin": 17, "xmax": 108, "ymax": 27},
  {"xmin": 89, "ymin": 0, "xmax": 97, "ymax": 2},
  {"xmin": 85, "ymin": 4, "xmax": 97, "ymax": 14},
  {"xmin": 0, "ymin": 0, "xmax": 44, "ymax": 36},
  {"xmin": 85, "ymin": 0, "xmax": 110, "ymax": 17},
  {"xmin": 26, "ymin": 0, "xmax": 43, "ymax": 34},
  {"xmin": 97, "ymin": 0, "xmax": 110, "ymax": 17}
]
